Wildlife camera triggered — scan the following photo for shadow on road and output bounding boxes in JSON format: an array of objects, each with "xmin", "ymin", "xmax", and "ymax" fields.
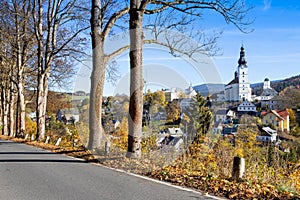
[
  {"xmin": 0, "ymin": 152, "xmax": 56, "ymax": 155},
  {"xmin": 0, "ymin": 158, "xmax": 88, "ymax": 163}
]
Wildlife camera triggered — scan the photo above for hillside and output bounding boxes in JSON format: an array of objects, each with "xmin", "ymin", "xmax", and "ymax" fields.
[
  {"xmin": 251, "ymin": 75, "xmax": 300, "ymax": 95},
  {"xmin": 193, "ymin": 83, "xmax": 224, "ymax": 96}
]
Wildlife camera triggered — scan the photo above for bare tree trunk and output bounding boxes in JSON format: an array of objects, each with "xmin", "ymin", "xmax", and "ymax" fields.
[
  {"xmin": 33, "ymin": 0, "xmax": 52, "ymax": 140},
  {"xmin": 9, "ymin": 84, "xmax": 15, "ymax": 137},
  {"xmin": 15, "ymin": 94, "xmax": 20, "ymax": 135},
  {"xmin": 88, "ymin": 0, "xmax": 106, "ymax": 149},
  {"xmin": 19, "ymin": 80, "xmax": 26, "ymax": 133},
  {"xmin": 0, "ymin": 95, "xmax": 2, "ymax": 128},
  {"xmin": 88, "ymin": 56, "xmax": 106, "ymax": 149},
  {"xmin": 1, "ymin": 86, "xmax": 9, "ymax": 136},
  {"xmin": 36, "ymin": 73, "xmax": 49, "ymax": 140},
  {"xmin": 127, "ymin": 0, "xmax": 144, "ymax": 158},
  {"xmin": 32, "ymin": 0, "xmax": 88, "ymax": 140}
]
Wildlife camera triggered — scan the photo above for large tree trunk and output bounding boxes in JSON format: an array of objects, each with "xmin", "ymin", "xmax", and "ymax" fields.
[
  {"xmin": 16, "ymin": 25, "xmax": 26, "ymax": 135},
  {"xmin": 0, "ymin": 95, "xmax": 2, "ymax": 128},
  {"xmin": 36, "ymin": 73, "xmax": 49, "ymax": 140},
  {"xmin": 9, "ymin": 82, "xmax": 15, "ymax": 137},
  {"xmin": 1, "ymin": 86, "xmax": 9, "ymax": 136},
  {"xmin": 127, "ymin": 0, "xmax": 144, "ymax": 158},
  {"xmin": 88, "ymin": 55, "xmax": 106, "ymax": 149},
  {"xmin": 18, "ymin": 81, "xmax": 26, "ymax": 133},
  {"xmin": 88, "ymin": 0, "xmax": 106, "ymax": 150},
  {"xmin": 34, "ymin": 0, "xmax": 52, "ymax": 141}
]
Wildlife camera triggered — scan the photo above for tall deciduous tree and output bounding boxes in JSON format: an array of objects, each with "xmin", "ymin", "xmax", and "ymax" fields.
[
  {"xmin": 32, "ymin": 0, "xmax": 89, "ymax": 140},
  {"xmin": 127, "ymin": 0, "xmax": 252, "ymax": 158},
  {"xmin": 9, "ymin": 0, "xmax": 33, "ymax": 135},
  {"xmin": 0, "ymin": 3, "xmax": 16, "ymax": 136},
  {"xmin": 127, "ymin": 0, "xmax": 145, "ymax": 158},
  {"xmin": 89, "ymin": 1, "xmax": 129, "ymax": 150}
]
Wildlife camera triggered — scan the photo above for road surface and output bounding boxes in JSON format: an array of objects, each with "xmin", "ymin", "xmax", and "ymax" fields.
[{"xmin": 0, "ymin": 140, "xmax": 219, "ymax": 200}]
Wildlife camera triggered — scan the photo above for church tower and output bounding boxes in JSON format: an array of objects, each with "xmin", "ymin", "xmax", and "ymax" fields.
[
  {"xmin": 224, "ymin": 46, "xmax": 252, "ymax": 102},
  {"xmin": 237, "ymin": 46, "xmax": 251, "ymax": 101},
  {"xmin": 263, "ymin": 78, "xmax": 271, "ymax": 89}
]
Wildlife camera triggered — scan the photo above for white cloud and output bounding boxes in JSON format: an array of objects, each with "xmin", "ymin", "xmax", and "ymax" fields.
[{"xmin": 263, "ymin": 0, "xmax": 272, "ymax": 11}]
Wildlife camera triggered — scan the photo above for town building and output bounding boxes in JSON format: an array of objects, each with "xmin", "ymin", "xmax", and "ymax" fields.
[
  {"xmin": 257, "ymin": 127, "xmax": 278, "ymax": 143},
  {"xmin": 164, "ymin": 86, "xmax": 197, "ymax": 102},
  {"xmin": 215, "ymin": 109, "xmax": 236, "ymax": 123},
  {"xmin": 261, "ymin": 109, "xmax": 290, "ymax": 132},
  {"xmin": 260, "ymin": 78, "xmax": 278, "ymax": 109},
  {"xmin": 237, "ymin": 100, "xmax": 257, "ymax": 112},
  {"xmin": 225, "ymin": 46, "xmax": 252, "ymax": 102},
  {"xmin": 262, "ymin": 95, "xmax": 289, "ymax": 110}
]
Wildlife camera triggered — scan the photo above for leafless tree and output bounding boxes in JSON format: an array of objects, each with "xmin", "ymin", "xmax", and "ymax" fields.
[
  {"xmin": 88, "ymin": 0, "xmax": 252, "ymax": 154},
  {"xmin": 0, "ymin": 3, "xmax": 16, "ymax": 136},
  {"xmin": 89, "ymin": 0, "xmax": 129, "ymax": 149},
  {"xmin": 32, "ymin": 0, "xmax": 89, "ymax": 140},
  {"xmin": 4, "ymin": 0, "xmax": 35, "ymax": 135},
  {"xmin": 126, "ymin": 0, "xmax": 252, "ymax": 158}
]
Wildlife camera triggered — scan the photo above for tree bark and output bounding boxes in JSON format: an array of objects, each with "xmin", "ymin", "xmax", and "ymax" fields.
[
  {"xmin": 33, "ymin": 0, "xmax": 56, "ymax": 140},
  {"xmin": 9, "ymin": 82, "xmax": 15, "ymax": 137},
  {"xmin": 1, "ymin": 86, "xmax": 9, "ymax": 136},
  {"xmin": 127, "ymin": 0, "xmax": 144, "ymax": 158},
  {"xmin": 88, "ymin": 0, "xmax": 107, "ymax": 150},
  {"xmin": 88, "ymin": 46, "xmax": 106, "ymax": 149},
  {"xmin": 36, "ymin": 73, "xmax": 49, "ymax": 140},
  {"xmin": 18, "ymin": 79, "xmax": 26, "ymax": 133}
]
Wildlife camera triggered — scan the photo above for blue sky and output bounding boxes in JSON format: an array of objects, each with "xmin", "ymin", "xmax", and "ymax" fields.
[
  {"xmin": 211, "ymin": 0, "xmax": 300, "ymax": 84},
  {"xmin": 74, "ymin": 0, "xmax": 300, "ymax": 95}
]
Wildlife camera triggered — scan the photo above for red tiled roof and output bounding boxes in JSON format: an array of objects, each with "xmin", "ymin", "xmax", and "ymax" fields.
[
  {"xmin": 261, "ymin": 111, "xmax": 268, "ymax": 116},
  {"xmin": 277, "ymin": 109, "xmax": 289, "ymax": 119},
  {"xmin": 262, "ymin": 109, "xmax": 289, "ymax": 121}
]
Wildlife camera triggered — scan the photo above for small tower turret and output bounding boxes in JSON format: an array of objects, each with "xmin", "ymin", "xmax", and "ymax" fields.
[
  {"xmin": 263, "ymin": 78, "xmax": 271, "ymax": 89},
  {"xmin": 238, "ymin": 46, "xmax": 247, "ymax": 65}
]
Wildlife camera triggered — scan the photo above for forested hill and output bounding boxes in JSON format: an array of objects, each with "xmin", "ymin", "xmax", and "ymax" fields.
[{"xmin": 251, "ymin": 75, "xmax": 300, "ymax": 95}]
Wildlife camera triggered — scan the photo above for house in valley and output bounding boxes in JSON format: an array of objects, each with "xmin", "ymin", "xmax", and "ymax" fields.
[{"xmin": 261, "ymin": 109, "xmax": 290, "ymax": 132}]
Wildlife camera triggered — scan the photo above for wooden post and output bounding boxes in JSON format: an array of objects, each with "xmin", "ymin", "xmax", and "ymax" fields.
[
  {"xmin": 24, "ymin": 134, "xmax": 29, "ymax": 140},
  {"xmin": 73, "ymin": 139, "xmax": 78, "ymax": 147},
  {"xmin": 55, "ymin": 138, "xmax": 62, "ymax": 146},
  {"xmin": 232, "ymin": 156, "xmax": 245, "ymax": 180},
  {"xmin": 105, "ymin": 141, "xmax": 111, "ymax": 156},
  {"xmin": 45, "ymin": 136, "xmax": 50, "ymax": 144},
  {"xmin": 31, "ymin": 134, "xmax": 35, "ymax": 141}
]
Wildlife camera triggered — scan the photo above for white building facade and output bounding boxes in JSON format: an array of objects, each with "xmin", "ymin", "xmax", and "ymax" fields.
[
  {"xmin": 225, "ymin": 46, "xmax": 252, "ymax": 102},
  {"xmin": 237, "ymin": 100, "xmax": 257, "ymax": 112}
]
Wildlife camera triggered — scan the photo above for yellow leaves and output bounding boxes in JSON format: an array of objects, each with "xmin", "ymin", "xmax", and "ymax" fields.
[
  {"xmin": 290, "ymin": 168, "xmax": 300, "ymax": 192},
  {"xmin": 234, "ymin": 148, "xmax": 244, "ymax": 157},
  {"xmin": 229, "ymin": 193, "xmax": 239, "ymax": 199}
]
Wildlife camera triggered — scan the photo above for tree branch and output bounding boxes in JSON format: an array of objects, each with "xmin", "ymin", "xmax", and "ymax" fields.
[{"xmin": 103, "ymin": 7, "xmax": 129, "ymax": 40}]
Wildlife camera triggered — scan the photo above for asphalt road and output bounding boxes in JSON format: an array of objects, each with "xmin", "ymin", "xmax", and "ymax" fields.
[{"xmin": 0, "ymin": 140, "xmax": 219, "ymax": 200}]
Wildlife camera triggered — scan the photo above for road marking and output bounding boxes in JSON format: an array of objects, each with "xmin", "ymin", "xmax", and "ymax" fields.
[{"xmin": 91, "ymin": 162, "xmax": 225, "ymax": 200}]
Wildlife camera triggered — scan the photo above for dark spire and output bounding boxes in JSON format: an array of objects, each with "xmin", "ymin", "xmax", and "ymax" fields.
[
  {"xmin": 234, "ymin": 71, "xmax": 238, "ymax": 79},
  {"xmin": 238, "ymin": 46, "xmax": 247, "ymax": 65}
]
